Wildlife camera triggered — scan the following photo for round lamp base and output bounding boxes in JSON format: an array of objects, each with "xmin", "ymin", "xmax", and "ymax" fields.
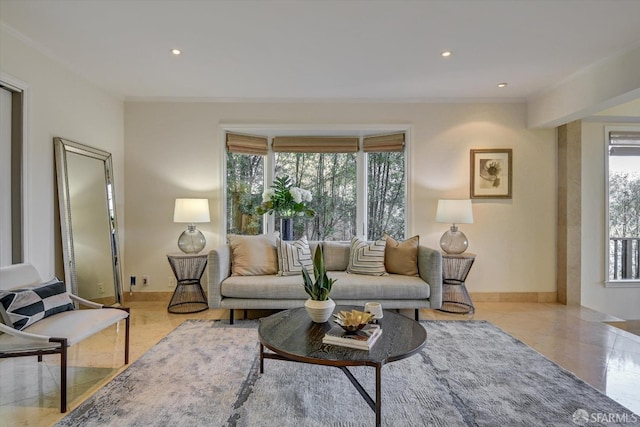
[
  {"xmin": 177, "ymin": 228, "xmax": 206, "ymax": 254},
  {"xmin": 439, "ymin": 229, "xmax": 468, "ymax": 254}
]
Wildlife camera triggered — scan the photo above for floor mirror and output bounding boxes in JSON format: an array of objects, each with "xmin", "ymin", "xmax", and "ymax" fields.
[{"xmin": 54, "ymin": 137, "xmax": 123, "ymax": 305}]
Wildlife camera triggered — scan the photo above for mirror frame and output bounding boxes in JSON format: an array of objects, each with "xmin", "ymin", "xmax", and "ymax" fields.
[{"xmin": 54, "ymin": 137, "xmax": 123, "ymax": 305}]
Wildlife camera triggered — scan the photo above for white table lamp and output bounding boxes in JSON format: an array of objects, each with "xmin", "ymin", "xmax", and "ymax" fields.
[
  {"xmin": 174, "ymin": 198, "xmax": 210, "ymax": 254},
  {"xmin": 436, "ymin": 199, "xmax": 474, "ymax": 254}
]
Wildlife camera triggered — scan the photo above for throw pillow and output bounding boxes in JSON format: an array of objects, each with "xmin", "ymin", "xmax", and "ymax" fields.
[
  {"xmin": 277, "ymin": 236, "xmax": 313, "ymax": 276},
  {"xmin": 228, "ymin": 233, "xmax": 279, "ymax": 276},
  {"xmin": 346, "ymin": 237, "xmax": 387, "ymax": 276},
  {"xmin": 0, "ymin": 278, "xmax": 75, "ymax": 331},
  {"xmin": 384, "ymin": 234, "xmax": 419, "ymax": 276}
]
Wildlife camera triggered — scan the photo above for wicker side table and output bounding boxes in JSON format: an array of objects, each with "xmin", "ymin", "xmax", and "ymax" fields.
[
  {"xmin": 439, "ymin": 252, "xmax": 476, "ymax": 314},
  {"xmin": 166, "ymin": 253, "xmax": 208, "ymax": 314}
]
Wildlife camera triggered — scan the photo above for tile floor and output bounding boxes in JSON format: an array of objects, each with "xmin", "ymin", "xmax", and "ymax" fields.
[{"xmin": 1, "ymin": 301, "xmax": 639, "ymax": 426}]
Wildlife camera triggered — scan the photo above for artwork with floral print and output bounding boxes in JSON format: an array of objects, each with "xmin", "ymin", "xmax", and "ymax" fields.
[{"xmin": 470, "ymin": 149, "xmax": 512, "ymax": 199}]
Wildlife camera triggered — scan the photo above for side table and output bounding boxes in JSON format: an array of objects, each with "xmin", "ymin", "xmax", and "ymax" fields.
[
  {"xmin": 439, "ymin": 252, "xmax": 476, "ymax": 315},
  {"xmin": 166, "ymin": 253, "xmax": 208, "ymax": 314}
]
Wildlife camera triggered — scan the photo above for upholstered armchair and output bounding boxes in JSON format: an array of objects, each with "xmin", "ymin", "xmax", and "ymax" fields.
[{"xmin": 0, "ymin": 263, "xmax": 130, "ymax": 413}]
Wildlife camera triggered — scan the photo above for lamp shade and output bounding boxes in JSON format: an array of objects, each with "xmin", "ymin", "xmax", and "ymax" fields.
[
  {"xmin": 436, "ymin": 199, "xmax": 473, "ymax": 224},
  {"xmin": 173, "ymin": 198, "xmax": 210, "ymax": 223}
]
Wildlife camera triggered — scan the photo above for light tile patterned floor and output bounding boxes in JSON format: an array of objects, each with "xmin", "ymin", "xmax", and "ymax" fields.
[{"xmin": 1, "ymin": 302, "xmax": 639, "ymax": 426}]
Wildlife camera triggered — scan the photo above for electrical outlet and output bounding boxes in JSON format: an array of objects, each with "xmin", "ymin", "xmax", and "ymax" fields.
[
  {"xmin": 168, "ymin": 277, "xmax": 175, "ymax": 288},
  {"xmin": 142, "ymin": 275, "xmax": 150, "ymax": 286},
  {"xmin": 97, "ymin": 282, "xmax": 105, "ymax": 293}
]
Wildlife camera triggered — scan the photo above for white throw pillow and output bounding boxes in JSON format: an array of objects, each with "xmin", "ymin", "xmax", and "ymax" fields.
[
  {"xmin": 277, "ymin": 236, "xmax": 314, "ymax": 276},
  {"xmin": 346, "ymin": 237, "xmax": 388, "ymax": 276}
]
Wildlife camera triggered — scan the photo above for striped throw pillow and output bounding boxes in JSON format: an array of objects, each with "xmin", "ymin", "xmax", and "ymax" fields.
[
  {"xmin": 277, "ymin": 236, "xmax": 314, "ymax": 276},
  {"xmin": 347, "ymin": 237, "xmax": 388, "ymax": 276},
  {"xmin": 0, "ymin": 279, "xmax": 75, "ymax": 330}
]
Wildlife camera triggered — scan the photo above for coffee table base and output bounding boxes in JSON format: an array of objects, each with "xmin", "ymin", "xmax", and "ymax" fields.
[{"xmin": 260, "ymin": 343, "xmax": 383, "ymax": 427}]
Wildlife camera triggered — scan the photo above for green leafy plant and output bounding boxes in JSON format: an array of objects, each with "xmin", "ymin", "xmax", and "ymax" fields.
[
  {"xmin": 255, "ymin": 175, "xmax": 315, "ymax": 218},
  {"xmin": 302, "ymin": 246, "xmax": 336, "ymax": 301}
]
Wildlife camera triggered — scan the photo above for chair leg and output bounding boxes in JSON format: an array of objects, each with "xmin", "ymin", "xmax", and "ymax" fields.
[
  {"xmin": 124, "ymin": 311, "xmax": 130, "ymax": 365},
  {"xmin": 415, "ymin": 309, "xmax": 419, "ymax": 321},
  {"xmin": 50, "ymin": 338, "xmax": 68, "ymax": 413},
  {"xmin": 37, "ymin": 353, "xmax": 43, "ymax": 362},
  {"xmin": 229, "ymin": 309, "xmax": 234, "ymax": 325}
]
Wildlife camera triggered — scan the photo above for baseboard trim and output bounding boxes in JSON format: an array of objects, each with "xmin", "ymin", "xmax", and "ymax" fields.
[
  {"xmin": 469, "ymin": 292, "xmax": 557, "ymax": 303},
  {"xmin": 123, "ymin": 292, "xmax": 173, "ymax": 303}
]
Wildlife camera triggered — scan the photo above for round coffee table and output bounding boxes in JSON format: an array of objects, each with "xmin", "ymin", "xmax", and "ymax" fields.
[{"xmin": 258, "ymin": 306, "xmax": 427, "ymax": 427}]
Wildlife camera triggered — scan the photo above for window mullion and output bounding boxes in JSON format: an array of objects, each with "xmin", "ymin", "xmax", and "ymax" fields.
[
  {"xmin": 265, "ymin": 137, "xmax": 275, "ymax": 234},
  {"xmin": 356, "ymin": 137, "xmax": 367, "ymax": 239}
]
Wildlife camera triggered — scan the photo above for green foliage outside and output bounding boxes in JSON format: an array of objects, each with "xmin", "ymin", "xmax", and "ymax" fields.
[
  {"xmin": 227, "ymin": 150, "xmax": 406, "ymax": 241},
  {"xmin": 608, "ymin": 171, "xmax": 640, "ymax": 280},
  {"xmin": 609, "ymin": 172, "xmax": 640, "ymax": 238},
  {"xmin": 226, "ymin": 153, "xmax": 263, "ymax": 235}
]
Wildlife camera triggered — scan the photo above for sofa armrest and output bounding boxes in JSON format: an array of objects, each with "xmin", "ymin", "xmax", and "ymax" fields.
[
  {"xmin": 207, "ymin": 245, "xmax": 231, "ymax": 308},
  {"xmin": 418, "ymin": 246, "xmax": 443, "ymax": 309}
]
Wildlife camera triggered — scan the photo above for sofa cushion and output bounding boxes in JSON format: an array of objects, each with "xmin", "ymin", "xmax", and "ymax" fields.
[
  {"xmin": 228, "ymin": 233, "xmax": 279, "ymax": 276},
  {"xmin": 0, "ymin": 279, "xmax": 74, "ymax": 331},
  {"xmin": 220, "ymin": 272, "xmax": 429, "ymax": 300},
  {"xmin": 0, "ymin": 308, "xmax": 129, "ymax": 348},
  {"xmin": 384, "ymin": 234, "xmax": 419, "ymax": 276},
  {"xmin": 277, "ymin": 236, "xmax": 313, "ymax": 276},
  {"xmin": 322, "ymin": 241, "xmax": 350, "ymax": 271},
  {"xmin": 347, "ymin": 237, "xmax": 387, "ymax": 276}
]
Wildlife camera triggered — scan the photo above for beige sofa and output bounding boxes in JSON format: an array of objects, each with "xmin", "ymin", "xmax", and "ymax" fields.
[{"xmin": 207, "ymin": 240, "xmax": 443, "ymax": 324}]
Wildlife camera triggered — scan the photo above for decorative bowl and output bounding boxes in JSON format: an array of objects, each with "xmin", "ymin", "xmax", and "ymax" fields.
[{"xmin": 332, "ymin": 309, "xmax": 375, "ymax": 332}]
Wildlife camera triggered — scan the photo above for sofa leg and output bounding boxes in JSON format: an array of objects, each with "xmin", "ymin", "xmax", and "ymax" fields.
[
  {"xmin": 229, "ymin": 309, "xmax": 234, "ymax": 325},
  {"xmin": 415, "ymin": 309, "xmax": 419, "ymax": 321}
]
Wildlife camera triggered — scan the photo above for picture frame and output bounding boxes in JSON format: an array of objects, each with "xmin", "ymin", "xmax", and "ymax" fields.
[{"xmin": 470, "ymin": 149, "xmax": 512, "ymax": 199}]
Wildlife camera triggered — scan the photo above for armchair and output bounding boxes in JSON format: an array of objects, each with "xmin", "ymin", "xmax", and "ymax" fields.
[{"xmin": 0, "ymin": 263, "xmax": 130, "ymax": 413}]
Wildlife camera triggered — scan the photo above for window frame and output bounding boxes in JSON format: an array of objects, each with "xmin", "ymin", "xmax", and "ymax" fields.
[
  {"xmin": 604, "ymin": 125, "xmax": 640, "ymax": 287},
  {"xmin": 220, "ymin": 125, "xmax": 411, "ymax": 242}
]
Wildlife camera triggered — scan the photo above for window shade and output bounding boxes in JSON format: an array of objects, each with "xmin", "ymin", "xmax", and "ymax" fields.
[
  {"xmin": 363, "ymin": 133, "xmax": 405, "ymax": 152},
  {"xmin": 609, "ymin": 131, "xmax": 640, "ymax": 145},
  {"xmin": 226, "ymin": 133, "xmax": 268, "ymax": 155},
  {"xmin": 272, "ymin": 136, "xmax": 358, "ymax": 153}
]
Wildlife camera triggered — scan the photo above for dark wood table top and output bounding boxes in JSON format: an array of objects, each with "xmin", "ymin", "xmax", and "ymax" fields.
[{"xmin": 258, "ymin": 306, "xmax": 427, "ymax": 368}]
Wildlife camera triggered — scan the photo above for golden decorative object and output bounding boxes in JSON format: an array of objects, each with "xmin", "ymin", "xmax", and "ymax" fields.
[{"xmin": 332, "ymin": 310, "xmax": 375, "ymax": 332}]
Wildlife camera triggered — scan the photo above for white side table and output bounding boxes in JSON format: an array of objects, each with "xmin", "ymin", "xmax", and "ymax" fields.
[
  {"xmin": 439, "ymin": 252, "xmax": 476, "ymax": 314},
  {"xmin": 166, "ymin": 253, "xmax": 208, "ymax": 314}
]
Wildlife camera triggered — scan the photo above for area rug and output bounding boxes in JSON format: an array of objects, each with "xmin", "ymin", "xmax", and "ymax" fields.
[{"xmin": 57, "ymin": 320, "xmax": 638, "ymax": 427}]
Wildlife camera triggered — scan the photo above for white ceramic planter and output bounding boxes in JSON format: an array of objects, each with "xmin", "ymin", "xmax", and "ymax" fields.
[{"xmin": 304, "ymin": 298, "xmax": 336, "ymax": 323}]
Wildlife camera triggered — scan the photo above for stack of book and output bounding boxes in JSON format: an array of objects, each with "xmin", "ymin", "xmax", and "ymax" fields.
[{"xmin": 322, "ymin": 324, "xmax": 382, "ymax": 351}]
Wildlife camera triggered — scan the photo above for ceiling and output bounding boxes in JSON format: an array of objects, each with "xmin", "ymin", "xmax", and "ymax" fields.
[{"xmin": 2, "ymin": 0, "xmax": 640, "ymax": 103}]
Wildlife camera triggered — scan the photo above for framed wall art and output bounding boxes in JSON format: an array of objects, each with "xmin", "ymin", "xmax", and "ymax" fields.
[{"xmin": 470, "ymin": 149, "xmax": 512, "ymax": 199}]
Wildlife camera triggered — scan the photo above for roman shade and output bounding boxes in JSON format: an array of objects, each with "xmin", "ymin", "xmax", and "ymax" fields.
[
  {"xmin": 363, "ymin": 133, "xmax": 405, "ymax": 152},
  {"xmin": 609, "ymin": 131, "xmax": 640, "ymax": 145},
  {"xmin": 272, "ymin": 136, "xmax": 359, "ymax": 153},
  {"xmin": 226, "ymin": 133, "xmax": 268, "ymax": 155}
]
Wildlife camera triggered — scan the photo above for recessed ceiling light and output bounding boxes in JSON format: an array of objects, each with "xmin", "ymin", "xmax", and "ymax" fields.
[
  {"xmin": 441, "ymin": 51, "xmax": 452, "ymax": 58},
  {"xmin": 171, "ymin": 49, "xmax": 182, "ymax": 55},
  {"xmin": 497, "ymin": 82, "xmax": 508, "ymax": 88}
]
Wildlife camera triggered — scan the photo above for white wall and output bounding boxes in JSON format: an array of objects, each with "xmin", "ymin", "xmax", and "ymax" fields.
[
  {"xmin": 0, "ymin": 28, "xmax": 124, "ymax": 280},
  {"xmin": 124, "ymin": 102, "xmax": 556, "ymax": 295},
  {"xmin": 582, "ymin": 121, "xmax": 640, "ymax": 319}
]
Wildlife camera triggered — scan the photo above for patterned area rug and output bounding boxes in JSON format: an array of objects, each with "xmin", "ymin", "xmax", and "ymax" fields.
[{"xmin": 57, "ymin": 320, "xmax": 638, "ymax": 426}]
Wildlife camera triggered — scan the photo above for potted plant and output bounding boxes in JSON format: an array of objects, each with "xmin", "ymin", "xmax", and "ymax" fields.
[
  {"xmin": 255, "ymin": 175, "xmax": 314, "ymax": 240},
  {"xmin": 302, "ymin": 245, "xmax": 336, "ymax": 323}
]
